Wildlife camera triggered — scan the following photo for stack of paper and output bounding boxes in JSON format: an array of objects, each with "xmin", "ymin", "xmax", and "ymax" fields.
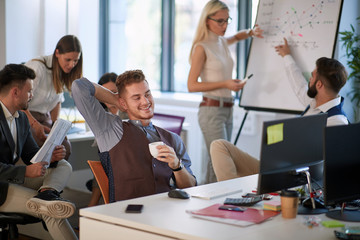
[
  {"xmin": 263, "ymin": 200, "xmax": 281, "ymax": 211},
  {"xmin": 30, "ymin": 119, "xmax": 72, "ymax": 166}
]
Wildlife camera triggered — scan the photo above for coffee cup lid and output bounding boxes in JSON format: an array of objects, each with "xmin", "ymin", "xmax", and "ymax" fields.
[{"xmin": 280, "ymin": 189, "xmax": 299, "ymax": 197}]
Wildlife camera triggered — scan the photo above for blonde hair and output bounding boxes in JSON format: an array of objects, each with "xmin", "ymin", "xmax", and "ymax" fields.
[{"xmin": 189, "ymin": 0, "xmax": 229, "ymax": 63}]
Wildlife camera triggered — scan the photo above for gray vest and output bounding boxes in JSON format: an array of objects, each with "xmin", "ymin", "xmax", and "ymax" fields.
[{"xmin": 108, "ymin": 122, "xmax": 174, "ymax": 201}]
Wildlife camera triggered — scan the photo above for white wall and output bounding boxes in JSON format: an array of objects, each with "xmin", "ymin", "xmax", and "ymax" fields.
[
  {"xmin": 1, "ymin": 0, "xmax": 99, "ymax": 81},
  {"xmin": 0, "ymin": 0, "xmax": 6, "ymax": 67},
  {"xmin": 5, "ymin": 0, "xmax": 64, "ymax": 64}
]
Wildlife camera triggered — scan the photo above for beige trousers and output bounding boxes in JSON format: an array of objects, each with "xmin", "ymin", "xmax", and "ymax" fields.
[
  {"xmin": 210, "ymin": 139, "xmax": 260, "ymax": 182},
  {"xmin": 0, "ymin": 160, "xmax": 77, "ymax": 240},
  {"xmin": 198, "ymin": 105, "xmax": 233, "ymax": 184}
]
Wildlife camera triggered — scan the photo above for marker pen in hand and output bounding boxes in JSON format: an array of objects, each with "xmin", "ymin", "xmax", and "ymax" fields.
[{"xmin": 243, "ymin": 74, "xmax": 253, "ymax": 83}]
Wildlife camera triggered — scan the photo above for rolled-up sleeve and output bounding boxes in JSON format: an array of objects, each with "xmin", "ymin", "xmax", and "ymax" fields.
[
  {"xmin": 283, "ymin": 55, "xmax": 311, "ymax": 107},
  {"xmin": 171, "ymin": 133, "xmax": 194, "ymax": 176},
  {"xmin": 72, "ymin": 78, "xmax": 124, "ymax": 152}
]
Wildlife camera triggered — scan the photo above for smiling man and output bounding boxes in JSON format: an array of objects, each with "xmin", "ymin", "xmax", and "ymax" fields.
[{"xmin": 72, "ymin": 70, "xmax": 196, "ymax": 202}]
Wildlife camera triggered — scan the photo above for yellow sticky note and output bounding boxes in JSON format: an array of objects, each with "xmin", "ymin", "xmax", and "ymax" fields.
[{"xmin": 267, "ymin": 123, "xmax": 284, "ymax": 145}]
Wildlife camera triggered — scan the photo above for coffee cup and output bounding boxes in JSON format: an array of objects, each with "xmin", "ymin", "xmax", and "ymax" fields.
[
  {"xmin": 280, "ymin": 190, "xmax": 299, "ymax": 219},
  {"xmin": 148, "ymin": 141, "xmax": 164, "ymax": 158}
]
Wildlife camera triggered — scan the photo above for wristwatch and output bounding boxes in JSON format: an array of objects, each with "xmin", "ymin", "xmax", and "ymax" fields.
[
  {"xmin": 171, "ymin": 160, "xmax": 184, "ymax": 172},
  {"xmin": 246, "ymin": 28, "xmax": 253, "ymax": 37}
]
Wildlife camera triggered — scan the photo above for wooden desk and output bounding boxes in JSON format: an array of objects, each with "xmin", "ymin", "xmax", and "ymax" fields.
[{"xmin": 79, "ymin": 174, "xmax": 358, "ymax": 240}]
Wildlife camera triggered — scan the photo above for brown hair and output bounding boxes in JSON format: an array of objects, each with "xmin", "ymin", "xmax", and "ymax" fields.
[
  {"xmin": 316, "ymin": 57, "xmax": 347, "ymax": 94},
  {"xmin": 116, "ymin": 70, "xmax": 147, "ymax": 96},
  {"xmin": 0, "ymin": 64, "xmax": 35, "ymax": 94},
  {"xmin": 98, "ymin": 72, "xmax": 118, "ymax": 85},
  {"xmin": 33, "ymin": 35, "xmax": 82, "ymax": 93}
]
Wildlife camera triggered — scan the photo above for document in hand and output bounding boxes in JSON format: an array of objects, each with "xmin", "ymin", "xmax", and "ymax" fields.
[
  {"xmin": 30, "ymin": 119, "xmax": 72, "ymax": 166},
  {"xmin": 187, "ymin": 203, "xmax": 280, "ymax": 227}
]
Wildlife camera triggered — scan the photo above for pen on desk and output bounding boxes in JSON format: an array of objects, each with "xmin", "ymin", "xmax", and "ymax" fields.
[{"xmin": 243, "ymin": 74, "xmax": 253, "ymax": 83}]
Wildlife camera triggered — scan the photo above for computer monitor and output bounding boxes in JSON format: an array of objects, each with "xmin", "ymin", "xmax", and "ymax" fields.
[
  {"xmin": 324, "ymin": 123, "xmax": 360, "ymax": 222},
  {"xmin": 257, "ymin": 114, "xmax": 327, "ymax": 214}
]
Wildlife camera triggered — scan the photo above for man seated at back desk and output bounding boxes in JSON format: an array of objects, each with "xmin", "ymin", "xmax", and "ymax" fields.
[
  {"xmin": 210, "ymin": 37, "xmax": 349, "ymax": 182},
  {"xmin": 72, "ymin": 70, "xmax": 196, "ymax": 202}
]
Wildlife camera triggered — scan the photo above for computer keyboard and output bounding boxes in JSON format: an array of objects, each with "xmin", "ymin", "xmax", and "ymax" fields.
[
  {"xmin": 224, "ymin": 196, "xmax": 263, "ymax": 206},
  {"xmin": 190, "ymin": 188, "xmax": 243, "ymax": 200}
]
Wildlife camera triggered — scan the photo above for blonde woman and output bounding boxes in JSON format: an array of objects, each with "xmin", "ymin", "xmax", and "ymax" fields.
[
  {"xmin": 187, "ymin": 0, "xmax": 263, "ymax": 183},
  {"xmin": 24, "ymin": 35, "xmax": 83, "ymax": 160}
]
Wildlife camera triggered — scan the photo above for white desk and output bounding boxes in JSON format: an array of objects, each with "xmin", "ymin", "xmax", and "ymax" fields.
[{"xmin": 79, "ymin": 174, "xmax": 358, "ymax": 240}]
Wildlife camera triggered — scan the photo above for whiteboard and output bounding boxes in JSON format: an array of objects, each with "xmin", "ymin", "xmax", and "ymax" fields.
[{"xmin": 240, "ymin": 0, "xmax": 344, "ymax": 114}]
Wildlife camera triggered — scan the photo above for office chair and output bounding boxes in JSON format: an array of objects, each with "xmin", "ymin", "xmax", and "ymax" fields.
[
  {"xmin": 0, "ymin": 212, "xmax": 42, "ymax": 239},
  {"xmin": 87, "ymin": 160, "xmax": 110, "ymax": 204},
  {"xmin": 86, "ymin": 113, "xmax": 185, "ymax": 204},
  {"xmin": 152, "ymin": 113, "xmax": 185, "ymax": 135}
]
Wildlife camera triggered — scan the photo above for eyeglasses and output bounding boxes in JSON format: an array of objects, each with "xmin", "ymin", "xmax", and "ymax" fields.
[{"xmin": 208, "ymin": 17, "xmax": 232, "ymax": 26}]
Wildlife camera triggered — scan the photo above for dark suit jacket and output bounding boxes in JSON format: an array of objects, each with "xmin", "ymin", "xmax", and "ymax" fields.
[{"xmin": 0, "ymin": 106, "xmax": 39, "ymax": 204}]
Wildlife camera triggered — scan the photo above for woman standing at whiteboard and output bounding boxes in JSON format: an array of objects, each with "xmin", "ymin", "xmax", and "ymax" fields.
[
  {"xmin": 24, "ymin": 35, "xmax": 83, "ymax": 160},
  {"xmin": 187, "ymin": 0, "xmax": 263, "ymax": 183}
]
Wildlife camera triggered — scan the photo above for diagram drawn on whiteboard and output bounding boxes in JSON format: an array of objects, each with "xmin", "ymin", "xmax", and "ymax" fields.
[{"xmin": 240, "ymin": 0, "xmax": 343, "ymax": 113}]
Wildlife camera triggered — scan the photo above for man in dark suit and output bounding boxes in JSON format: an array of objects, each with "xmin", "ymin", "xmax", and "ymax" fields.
[{"xmin": 0, "ymin": 64, "xmax": 77, "ymax": 240}]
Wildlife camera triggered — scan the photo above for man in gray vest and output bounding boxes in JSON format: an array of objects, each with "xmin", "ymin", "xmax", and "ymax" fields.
[{"xmin": 72, "ymin": 70, "xmax": 196, "ymax": 202}]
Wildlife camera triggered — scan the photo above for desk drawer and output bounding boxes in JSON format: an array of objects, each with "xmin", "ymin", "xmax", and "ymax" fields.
[{"xmin": 80, "ymin": 217, "xmax": 177, "ymax": 240}]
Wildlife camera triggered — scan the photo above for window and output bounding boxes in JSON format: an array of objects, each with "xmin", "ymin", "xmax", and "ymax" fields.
[
  {"xmin": 252, "ymin": 0, "xmax": 260, "ymax": 26},
  {"xmin": 107, "ymin": 0, "xmax": 162, "ymax": 90},
  {"xmin": 103, "ymin": 0, "xmax": 256, "ymax": 93},
  {"xmin": 174, "ymin": 0, "xmax": 239, "ymax": 92}
]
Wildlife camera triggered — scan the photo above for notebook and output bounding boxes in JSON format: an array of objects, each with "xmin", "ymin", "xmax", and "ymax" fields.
[{"xmin": 187, "ymin": 203, "xmax": 280, "ymax": 227}]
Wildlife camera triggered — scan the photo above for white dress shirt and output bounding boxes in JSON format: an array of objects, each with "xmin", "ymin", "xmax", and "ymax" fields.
[
  {"xmin": 0, "ymin": 101, "xmax": 19, "ymax": 159},
  {"xmin": 25, "ymin": 55, "xmax": 64, "ymax": 113},
  {"xmin": 283, "ymin": 55, "xmax": 348, "ymax": 126}
]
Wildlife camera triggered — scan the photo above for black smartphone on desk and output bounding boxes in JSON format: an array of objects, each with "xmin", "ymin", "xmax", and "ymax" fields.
[{"xmin": 125, "ymin": 204, "xmax": 143, "ymax": 213}]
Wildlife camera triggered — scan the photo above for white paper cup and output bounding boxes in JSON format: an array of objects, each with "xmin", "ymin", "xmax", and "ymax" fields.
[{"xmin": 149, "ymin": 141, "xmax": 164, "ymax": 158}]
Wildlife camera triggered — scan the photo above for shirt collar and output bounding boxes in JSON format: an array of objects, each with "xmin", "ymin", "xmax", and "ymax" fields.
[
  {"xmin": 316, "ymin": 96, "xmax": 342, "ymax": 113},
  {"xmin": 129, "ymin": 119, "xmax": 154, "ymax": 129},
  {"xmin": 0, "ymin": 101, "xmax": 19, "ymax": 119}
]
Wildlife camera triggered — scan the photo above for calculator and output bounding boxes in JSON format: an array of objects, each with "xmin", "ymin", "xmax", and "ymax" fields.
[{"xmin": 224, "ymin": 196, "xmax": 263, "ymax": 206}]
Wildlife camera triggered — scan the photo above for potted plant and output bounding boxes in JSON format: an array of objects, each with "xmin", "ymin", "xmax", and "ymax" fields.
[{"xmin": 339, "ymin": 16, "xmax": 360, "ymax": 122}]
